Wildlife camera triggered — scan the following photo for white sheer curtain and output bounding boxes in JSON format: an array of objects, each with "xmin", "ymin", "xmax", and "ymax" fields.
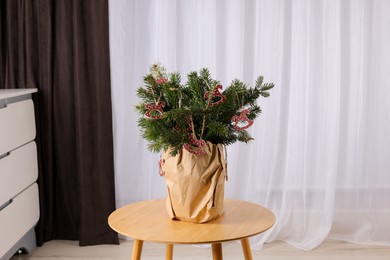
[{"xmin": 109, "ymin": 0, "xmax": 390, "ymax": 250}]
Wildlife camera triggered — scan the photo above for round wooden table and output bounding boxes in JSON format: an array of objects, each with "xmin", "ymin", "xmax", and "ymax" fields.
[{"xmin": 108, "ymin": 199, "xmax": 275, "ymax": 260}]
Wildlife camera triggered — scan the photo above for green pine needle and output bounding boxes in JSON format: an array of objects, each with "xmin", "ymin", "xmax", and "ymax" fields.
[{"xmin": 135, "ymin": 64, "xmax": 274, "ymax": 155}]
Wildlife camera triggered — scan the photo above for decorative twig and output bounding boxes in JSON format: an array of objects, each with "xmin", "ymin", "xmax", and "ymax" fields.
[
  {"xmin": 179, "ymin": 91, "xmax": 182, "ymax": 109},
  {"xmin": 204, "ymin": 80, "xmax": 216, "ymax": 107},
  {"xmin": 156, "ymin": 90, "xmax": 162, "ymax": 104},
  {"xmin": 200, "ymin": 81, "xmax": 217, "ymax": 137},
  {"xmin": 189, "ymin": 115, "xmax": 196, "ymax": 139}
]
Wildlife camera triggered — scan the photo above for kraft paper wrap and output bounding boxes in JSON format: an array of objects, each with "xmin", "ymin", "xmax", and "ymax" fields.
[{"xmin": 162, "ymin": 142, "xmax": 227, "ymax": 223}]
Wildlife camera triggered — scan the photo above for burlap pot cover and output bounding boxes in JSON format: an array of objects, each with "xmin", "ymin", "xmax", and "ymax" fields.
[{"xmin": 162, "ymin": 142, "xmax": 227, "ymax": 223}]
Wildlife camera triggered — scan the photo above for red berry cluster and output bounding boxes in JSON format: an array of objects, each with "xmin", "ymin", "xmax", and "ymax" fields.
[{"xmin": 156, "ymin": 78, "xmax": 168, "ymax": 84}]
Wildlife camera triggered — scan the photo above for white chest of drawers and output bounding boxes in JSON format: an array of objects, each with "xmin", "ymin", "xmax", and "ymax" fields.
[{"xmin": 0, "ymin": 89, "xmax": 40, "ymax": 260}]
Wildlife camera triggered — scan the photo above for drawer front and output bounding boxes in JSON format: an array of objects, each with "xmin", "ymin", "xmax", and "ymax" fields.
[
  {"xmin": 0, "ymin": 99, "xmax": 36, "ymax": 156},
  {"xmin": 0, "ymin": 142, "xmax": 38, "ymax": 206},
  {"xmin": 0, "ymin": 183, "xmax": 40, "ymax": 258}
]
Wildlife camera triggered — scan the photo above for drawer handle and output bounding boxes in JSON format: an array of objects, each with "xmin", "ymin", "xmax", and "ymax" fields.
[
  {"xmin": 0, "ymin": 199, "xmax": 13, "ymax": 211},
  {"xmin": 0, "ymin": 152, "xmax": 10, "ymax": 160}
]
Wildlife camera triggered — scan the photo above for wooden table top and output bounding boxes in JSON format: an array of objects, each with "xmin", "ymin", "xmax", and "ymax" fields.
[{"xmin": 108, "ymin": 199, "xmax": 275, "ymax": 244}]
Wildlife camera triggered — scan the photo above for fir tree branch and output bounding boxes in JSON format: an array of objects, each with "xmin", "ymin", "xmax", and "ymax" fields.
[{"xmin": 136, "ymin": 64, "xmax": 274, "ymax": 155}]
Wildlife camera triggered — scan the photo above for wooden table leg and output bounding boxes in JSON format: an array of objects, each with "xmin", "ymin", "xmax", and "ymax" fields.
[
  {"xmin": 131, "ymin": 239, "xmax": 144, "ymax": 260},
  {"xmin": 165, "ymin": 244, "xmax": 173, "ymax": 260},
  {"xmin": 211, "ymin": 243, "xmax": 223, "ymax": 260},
  {"xmin": 241, "ymin": 238, "xmax": 253, "ymax": 260}
]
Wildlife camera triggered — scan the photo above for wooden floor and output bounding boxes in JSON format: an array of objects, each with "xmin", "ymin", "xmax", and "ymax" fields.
[
  {"xmin": 12, "ymin": 240, "xmax": 390, "ymax": 260},
  {"xmin": 11, "ymin": 239, "xmax": 390, "ymax": 260}
]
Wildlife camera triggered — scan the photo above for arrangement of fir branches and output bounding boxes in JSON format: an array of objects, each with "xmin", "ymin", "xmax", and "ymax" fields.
[{"xmin": 136, "ymin": 64, "xmax": 274, "ymax": 156}]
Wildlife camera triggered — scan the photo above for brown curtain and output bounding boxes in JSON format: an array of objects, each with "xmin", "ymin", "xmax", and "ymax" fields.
[{"xmin": 0, "ymin": 0, "xmax": 119, "ymax": 246}]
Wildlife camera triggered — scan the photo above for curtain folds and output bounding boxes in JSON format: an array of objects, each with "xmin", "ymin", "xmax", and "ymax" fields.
[
  {"xmin": 109, "ymin": 0, "xmax": 390, "ymax": 250},
  {"xmin": 0, "ymin": 0, "xmax": 118, "ymax": 246}
]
